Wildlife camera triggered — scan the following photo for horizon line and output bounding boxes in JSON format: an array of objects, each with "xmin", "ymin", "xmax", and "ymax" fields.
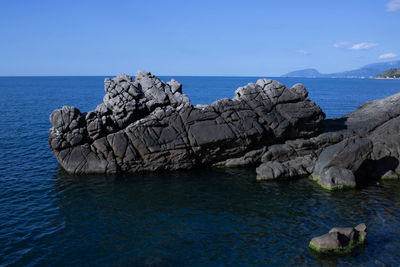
[
  {"xmin": 0, "ymin": 74, "xmax": 279, "ymax": 78},
  {"xmin": 1, "ymin": 60, "xmax": 398, "ymax": 78}
]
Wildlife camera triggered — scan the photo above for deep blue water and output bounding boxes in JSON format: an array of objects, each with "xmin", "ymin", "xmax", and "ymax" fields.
[{"xmin": 1, "ymin": 76, "xmax": 400, "ymax": 266}]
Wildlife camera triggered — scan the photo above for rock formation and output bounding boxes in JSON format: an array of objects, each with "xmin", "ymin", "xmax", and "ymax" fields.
[
  {"xmin": 49, "ymin": 71, "xmax": 324, "ymax": 174},
  {"xmin": 256, "ymin": 92, "xmax": 400, "ymax": 189},
  {"xmin": 309, "ymin": 223, "xmax": 367, "ymax": 254},
  {"xmin": 49, "ymin": 71, "xmax": 400, "ymax": 190}
]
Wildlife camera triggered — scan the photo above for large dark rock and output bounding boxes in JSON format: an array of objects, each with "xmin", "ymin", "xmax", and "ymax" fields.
[
  {"xmin": 310, "ymin": 93, "xmax": 400, "ymax": 189},
  {"xmin": 49, "ymin": 72, "xmax": 325, "ymax": 174},
  {"xmin": 256, "ymin": 91, "xmax": 400, "ymax": 189},
  {"xmin": 255, "ymin": 127, "xmax": 353, "ymax": 181},
  {"xmin": 49, "ymin": 71, "xmax": 400, "ymax": 189}
]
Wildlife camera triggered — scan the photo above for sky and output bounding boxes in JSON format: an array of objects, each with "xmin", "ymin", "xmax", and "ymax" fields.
[{"xmin": 0, "ymin": 0, "xmax": 399, "ymax": 76}]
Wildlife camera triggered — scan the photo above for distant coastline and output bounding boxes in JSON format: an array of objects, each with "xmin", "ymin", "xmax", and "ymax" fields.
[
  {"xmin": 282, "ymin": 60, "xmax": 400, "ymax": 78},
  {"xmin": 375, "ymin": 68, "xmax": 400, "ymax": 79}
]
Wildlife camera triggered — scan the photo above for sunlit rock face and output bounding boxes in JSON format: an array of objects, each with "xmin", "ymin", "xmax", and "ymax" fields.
[{"xmin": 49, "ymin": 71, "xmax": 324, "ymax": 174}]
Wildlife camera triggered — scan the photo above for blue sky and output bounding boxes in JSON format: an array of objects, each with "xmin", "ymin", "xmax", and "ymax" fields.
[{"xmin": 0, "ymin": 0, "xmax": 399, "ymax": 76}]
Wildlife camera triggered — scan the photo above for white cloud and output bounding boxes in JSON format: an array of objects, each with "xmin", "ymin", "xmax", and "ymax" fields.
[
  {"xmin": 333, "ymin": 42, "xmax": 349, "ymax": 48},
  {"xmin": 379, "ymin": 53, "xmax": 397, "ymax": 59},
  {"xmin": 333, "ymin": 41, "xmax": 378, "ymax": 50},
  {"xmin": 387, "ymin": 0, "xmax": 400, "ymax": 12},
  {"xmin": 350, "ymin": 42, "xmax": 378, "ymax": 50},
  {"xmin": 296, "ymin": 49, "xmax": 310, "ymax": 55}
]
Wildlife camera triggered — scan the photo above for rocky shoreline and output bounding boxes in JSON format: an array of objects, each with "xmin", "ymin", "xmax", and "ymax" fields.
[{"xmin": 49, "ymin": 71, "xmax": 400, "ymax": 190}]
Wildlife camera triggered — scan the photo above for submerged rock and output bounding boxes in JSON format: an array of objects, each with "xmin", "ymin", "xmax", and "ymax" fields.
[
  {"xmin": 49, "ymin": 72, "xmax": 324, "ymax": 174},
  {"xmin": 309, "ymin": 223, "xmax": 367, "ymax": 254}
]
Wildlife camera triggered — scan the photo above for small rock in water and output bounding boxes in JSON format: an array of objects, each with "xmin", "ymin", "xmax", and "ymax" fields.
[{"xmin": 309, "ymin": 223, "xmax": 367, "ymax": 254}]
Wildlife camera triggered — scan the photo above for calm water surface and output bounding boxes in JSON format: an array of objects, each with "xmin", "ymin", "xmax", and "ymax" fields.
[{"xmin": 1, "ymin": 76, "xmax": 400, "ymax": 266}]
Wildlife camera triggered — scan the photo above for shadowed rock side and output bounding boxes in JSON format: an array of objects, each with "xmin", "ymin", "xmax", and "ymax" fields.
[
  {"xmin": 49, "ymin": 71, "xmax": 325, "ymax": 174},
  {"xmin": 256, "ymin": 92, "xmax": 400, "ymax": 189}
]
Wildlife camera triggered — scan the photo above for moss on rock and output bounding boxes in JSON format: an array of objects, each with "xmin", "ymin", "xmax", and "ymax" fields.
[
  {"xmin": 309, "ymin": 237, "xmax": 365, "ymax": 255},
  {"xmin": 311, "ymin": 176, "xmax": 356, "ymax": 191},
  {"xmin": 309, "ymin": 223, "xmax": 367, "ymax": 255}
]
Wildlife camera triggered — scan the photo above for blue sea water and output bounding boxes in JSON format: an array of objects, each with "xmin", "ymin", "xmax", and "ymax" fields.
[{"xmin": 1, "ymin": 76, "xmax": 400, "ymax": 266}]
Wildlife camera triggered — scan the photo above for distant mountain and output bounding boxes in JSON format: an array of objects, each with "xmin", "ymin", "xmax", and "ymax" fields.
[
  {"xmin": 281, "ymin": 68, "xmax": 323, "ymax": 78},
  {"xmin": 376, "ymin": 68, "xmax": 400, "ymax": 79},
  {"xmin": 282, "ymin": 60, "xmax": 400, "ymax": 78}
]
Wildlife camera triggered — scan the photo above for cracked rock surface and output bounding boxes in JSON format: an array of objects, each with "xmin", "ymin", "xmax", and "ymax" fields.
[
  {"xmin": 49, "ymin": 71, "xmax": 324, "ymax": 174},
  {"xmin": 256, "ymin": 92, "xmax": 400, "ymax": 189},
  {"xmin": 49, "ymin": 71, "xmax": 400, "ymax": 189}
]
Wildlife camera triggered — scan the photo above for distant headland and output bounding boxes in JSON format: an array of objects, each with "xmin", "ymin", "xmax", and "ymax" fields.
[
  {"xmin": 375, "ymin": 68, "xmax": 400, "ymax": 79},
  {"xmin": 282, "ymin": 60, "xmax": 400, "ymax": 78}
]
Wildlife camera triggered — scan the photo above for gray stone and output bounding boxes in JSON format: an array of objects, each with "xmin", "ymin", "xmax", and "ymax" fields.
[
  {"xmin": 310, "ymin": 232, "xmax": 346, "ymax": 251},
  {"xmin": 49, "ymin": 71, "xmax": 324, "ymax": 174},
  {"xmin": 49, "ymin": 70, "xmax": 400, "ymax": 186},
  {"xmin": 317, "ymin": 166, "xmax": 356, "ymax": 190},
  {"xmin": 258, "ymin": 89, "xmax": 400, "ymax": 189},
  {"xmin": 256, "ymin": 156, "xmax": 313, "ymax": 181},
  {"xmin": 309, "ymin": 223, "xmax": 367, "ymax": 254}
]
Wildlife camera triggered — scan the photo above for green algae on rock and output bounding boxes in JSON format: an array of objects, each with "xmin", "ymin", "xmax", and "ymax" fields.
[
  {"xmin": 381, "ymin": 170, "xmax": 399, "ymax": 180},
  {"xmin": 309, "ymin": 223, "xmax": 367, "ymax": 254},
  {"xmin": 311, "ymin": 176, "xmax": 356, "ymax": 191}
]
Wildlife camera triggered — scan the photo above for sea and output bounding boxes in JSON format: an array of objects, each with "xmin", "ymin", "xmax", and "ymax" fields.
[{"xmin": 1, "ymin": 76, "xmax": 400, "ymax": 266}]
